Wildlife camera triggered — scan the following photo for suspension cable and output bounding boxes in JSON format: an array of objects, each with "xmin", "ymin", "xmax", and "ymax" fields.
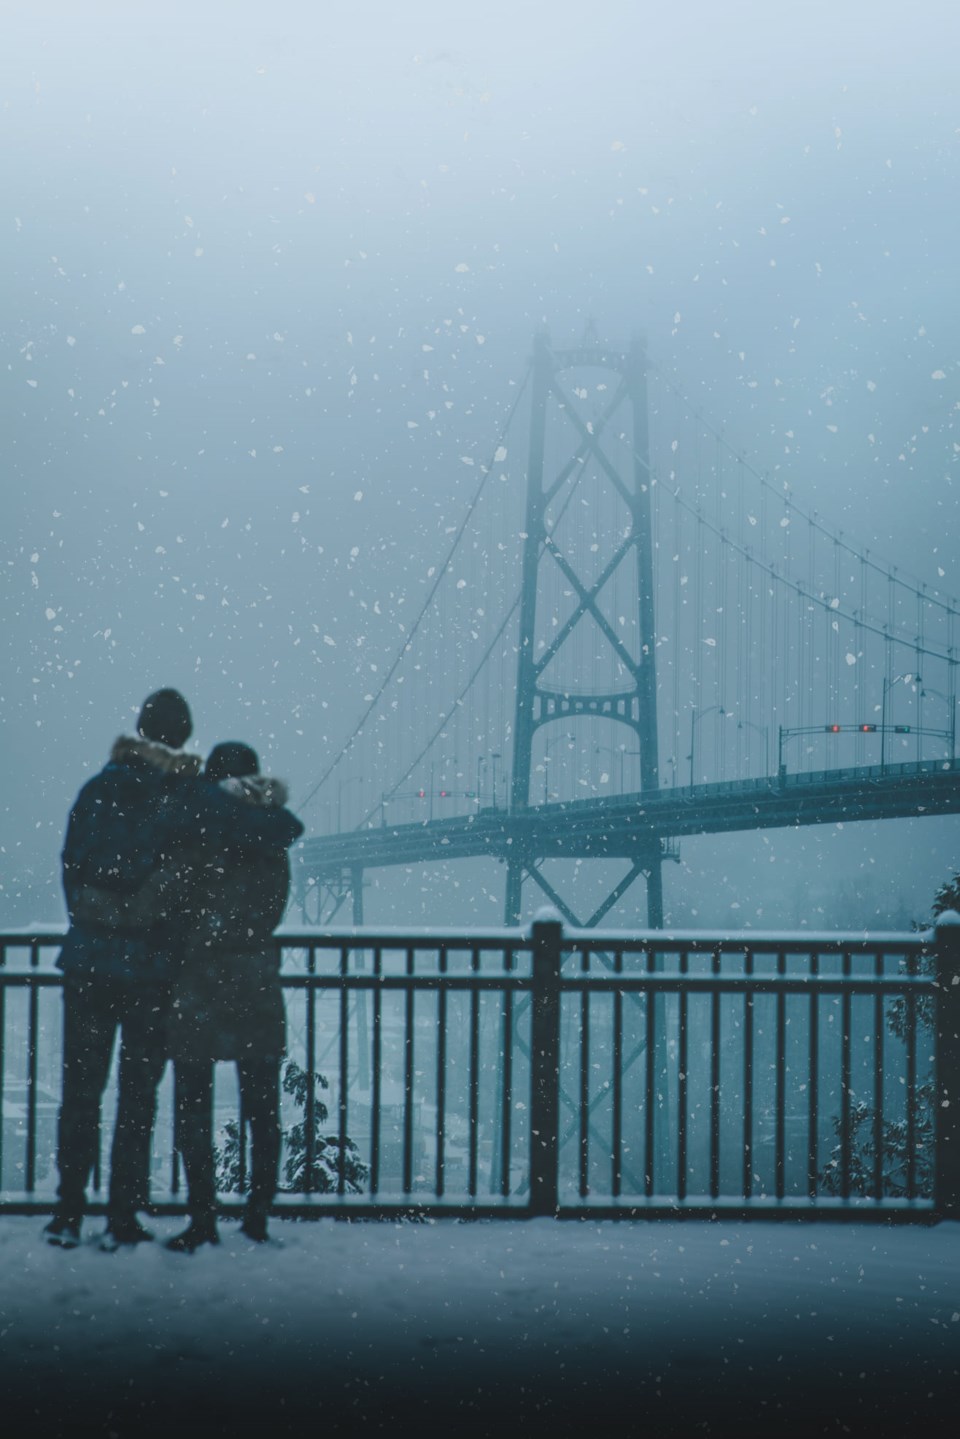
[
  {"xmin": 296, "ymin": 367, "xmax": 531, "ymax": 814},
  {"xmin": 354, "ymin": 431, "xmax": 599, "ymax": 828},
  {"xmin": 648, "ymin": 360, "xmax": 960, "ymax": 616},
  {"xmin": 642, "ymin": 446, "xmax": 959, "ymax": 664}
]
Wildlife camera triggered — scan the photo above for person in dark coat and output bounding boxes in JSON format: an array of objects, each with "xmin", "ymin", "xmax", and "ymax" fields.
[
  {"xmin": 166, "ymin": 742, "xmax": 301, "ymax": 1252},
  {"xmin": 46, "ymin": 692, "xmax": 303, "ymax": 1251}
]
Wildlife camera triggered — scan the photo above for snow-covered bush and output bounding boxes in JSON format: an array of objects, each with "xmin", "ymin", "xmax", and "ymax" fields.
[
  {"xmin": 818, "ymin": 885, "xmax": 949, "ymax": 1200},
  {"xmin": 215, "ymin": 1059, "xmax": 369, "ymax": 1196}
]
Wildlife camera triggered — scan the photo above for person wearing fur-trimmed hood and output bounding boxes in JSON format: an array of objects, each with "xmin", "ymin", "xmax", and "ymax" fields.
[
  {"xmin": 166, "ymin": 741, "xmax": 302, "ymax": 1252},
  {"xmin": 46, "ymin": 692, "xmax": 302, "ymax": 1253}
]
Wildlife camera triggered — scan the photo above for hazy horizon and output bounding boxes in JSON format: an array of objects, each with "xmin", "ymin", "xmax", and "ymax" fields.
[{"xmin": 3, "ymin": 1, "xmax": 959, "ymax": 929}]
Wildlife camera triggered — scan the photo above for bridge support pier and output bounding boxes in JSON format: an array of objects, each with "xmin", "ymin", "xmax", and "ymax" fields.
[
  {"xmin": 351, "ymin": 865, "xmax": 364, "ymax": 926},
  {"xmin": 297, "ymin": 865, "xmax": 365, "ymax": 927},
  {"xmin": 504, "ymin": 847, "xmax": 666, "ymax": 930},
  {"xmin": 504, "ymin": 860, "xmax": 524, "ymax": 927},
  {"xmin": 646, "ymin": 854, "xmax": 663, "ymax": 929}
]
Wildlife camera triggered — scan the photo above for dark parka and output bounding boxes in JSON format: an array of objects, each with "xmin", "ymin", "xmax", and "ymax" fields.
[
  {"xmin": 59, "ymin": 737, "xmax": 303, "ymax": 984},
  {"xmin": 169, "ymin": 775, "xmax": 302, "ymax": 1063}
]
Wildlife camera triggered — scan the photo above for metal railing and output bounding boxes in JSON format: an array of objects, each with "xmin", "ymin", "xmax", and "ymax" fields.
[{"xmin": 2, "ymin": 916, "xmax": 958, "ymax": 1219}]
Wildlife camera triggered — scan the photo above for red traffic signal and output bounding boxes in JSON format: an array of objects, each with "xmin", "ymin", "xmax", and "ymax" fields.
[
  {"xmin": 825, "ymin": 724, "xmax": 841, "ymax": 733},
  {"xmin": 860, "ymin": 724, "xmax": 877, "ymax": 732}
]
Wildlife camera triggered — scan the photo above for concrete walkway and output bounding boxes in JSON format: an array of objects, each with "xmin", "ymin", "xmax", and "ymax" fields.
[{"xmin": 1, "ymin": 1215, "xmax": 958, "ymax": 1437}]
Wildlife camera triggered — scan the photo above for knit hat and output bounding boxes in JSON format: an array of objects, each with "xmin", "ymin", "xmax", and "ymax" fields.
[
  {"xmin": 204, "ymin": 741, "xmax": 260, "ymax": 782},
  {"xmin": 137, "ymin": 689, "xmax": 193, "ymax": 749}
]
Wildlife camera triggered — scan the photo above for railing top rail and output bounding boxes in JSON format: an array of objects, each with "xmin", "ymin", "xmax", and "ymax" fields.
[
  {"xmin": 555, "ymin": 927, "xmax": 933, "ymax": 952},
  {"xmin": 0, "ymin": 925, "xmax": 933, "ymax": 955},
  {"xmin": 0, "ymin": 970, "xmax": 935, "ymax": 994},
  {"xmin": 276, "ymin": 925, "xmax": 530, "ymax": 947},
  {"xmin": 0, "ymin": 930, "xmax": 68, "ymax": 945},
  {"xmin": 278, "ymin": 925, "xmax": 934, "ymax": 954},
  {"xmin": 278, "ymin": 972, "xmax": 934, "ymax": 995},
  {"xmin": 556, "ymin": 974, "xmax": 935, "ymax": 994}
]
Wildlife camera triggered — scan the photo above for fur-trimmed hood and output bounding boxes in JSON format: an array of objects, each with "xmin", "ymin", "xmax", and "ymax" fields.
[
  {"xmin": 219, "ymin": 774, "xmax": 289, "ymax": 808},
  {"xmin": 110, "ymin": 735, "xmax": 202, "ymax": 778}
]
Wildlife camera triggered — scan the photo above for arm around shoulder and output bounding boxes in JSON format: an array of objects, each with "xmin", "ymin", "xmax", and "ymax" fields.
[{"xmin": 181, "ymin": 779, "xmax": 304, "ymax": 850}]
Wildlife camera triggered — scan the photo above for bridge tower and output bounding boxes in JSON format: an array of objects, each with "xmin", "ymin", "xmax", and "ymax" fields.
[{"xmin": 505, "ymin": 333, "xmax": 667, "ymax": 927}]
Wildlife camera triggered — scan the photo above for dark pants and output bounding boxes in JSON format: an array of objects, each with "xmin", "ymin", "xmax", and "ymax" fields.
[
  {"xmin": 174, "ymin": 1058, "xmax": 281, "ymax": 1218},
  {"xmin": 56, "ymin": 976, "xmax": 170, "ymax": 1217}
]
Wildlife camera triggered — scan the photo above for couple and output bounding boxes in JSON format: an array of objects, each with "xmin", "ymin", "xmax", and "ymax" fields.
[{"xmin": 45, "ymin": 688, "xmax": 304, "ymax": 1253}]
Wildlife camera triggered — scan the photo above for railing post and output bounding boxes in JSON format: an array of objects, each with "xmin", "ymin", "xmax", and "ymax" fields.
[
  {"xmin": 529, "ymin": 912, "xmax": 563, "ymax": 1217},
  {"xmin": 935, "ymin": 909, "xmax": 960, "ymax": 1218}
]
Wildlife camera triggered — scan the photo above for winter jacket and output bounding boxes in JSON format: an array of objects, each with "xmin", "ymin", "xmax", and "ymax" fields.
[
  {"xmin": 169, "ymin": 775, "xmax": 298, "ymax": 1063},
  {"xmin": 59, "ymin": 738, "xmax": 303, "ymax": 984}
]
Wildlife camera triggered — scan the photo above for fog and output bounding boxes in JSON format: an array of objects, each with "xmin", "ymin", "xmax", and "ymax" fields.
[{"xmin": 3, "ymin": 0, "xmax": 959, "ymax": 930}]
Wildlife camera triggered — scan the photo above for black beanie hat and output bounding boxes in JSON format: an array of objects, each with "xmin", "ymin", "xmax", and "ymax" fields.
[
  {"xmin": 137, "ymin": 689, "xmax": 193, "ymax": 749},
  {"xmin": 205, "ymin": 741, "xmax": 260, "ymax": 782}
]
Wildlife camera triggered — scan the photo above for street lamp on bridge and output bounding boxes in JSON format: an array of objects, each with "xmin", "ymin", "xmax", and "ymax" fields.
[
  {"xmin": 881, "ymin": 672, "xmax": 919, "ymax": 773},
  {"xmin": 688, "ymin": 705, "xmax": 727, "ymax": 788},
  {"xmin": 542, "ymin": 732, "xmax": 575, "ymax": 804},
  {"xmin": 593, "ymin": 741, "xmax": 642, "ymax": 795},
  {"xmin": 920, "ymin": 684, "xmax": 957, "ymax": 764},
  {"xmin": 490, "ymin": 752, "xmax": 503, "ymax": 811}
]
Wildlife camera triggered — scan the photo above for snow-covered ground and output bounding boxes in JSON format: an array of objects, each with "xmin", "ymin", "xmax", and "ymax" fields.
[{"xmin": 1, "ymin": 1215, "xmax": 958, "ymax": 1438}]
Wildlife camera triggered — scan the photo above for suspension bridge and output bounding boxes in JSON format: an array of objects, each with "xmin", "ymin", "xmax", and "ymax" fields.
[{"xmin": 295, "ymin": 332, "xmax": 960, "ymax": 928}]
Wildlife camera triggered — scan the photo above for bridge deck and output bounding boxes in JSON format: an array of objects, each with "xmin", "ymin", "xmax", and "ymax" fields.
[{"xmin": 298, "ymin": 758, "xmax": 960, "ymax": 878}]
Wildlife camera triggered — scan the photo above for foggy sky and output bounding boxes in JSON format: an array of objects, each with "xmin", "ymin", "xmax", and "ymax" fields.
[{"xmin": 3, "ymin": 1, "xmax": 959, "ymax": 928}]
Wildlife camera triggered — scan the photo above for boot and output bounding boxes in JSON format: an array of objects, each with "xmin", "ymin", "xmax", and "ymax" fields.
[
  {"xmin": 240, "ymin": 1206, "xmax": 270, "ymax": 1243},
  {"xmin": 99, "ymin": 1213, "xmax": 155, "ymax": 1251},
  {"xmin": 44, "ymin": 1211, "xmax": 82, "ymax": 1249},
  {"xmin": 164, "ymin": 1216, "xmax": 220, "ymax": 1253}
]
